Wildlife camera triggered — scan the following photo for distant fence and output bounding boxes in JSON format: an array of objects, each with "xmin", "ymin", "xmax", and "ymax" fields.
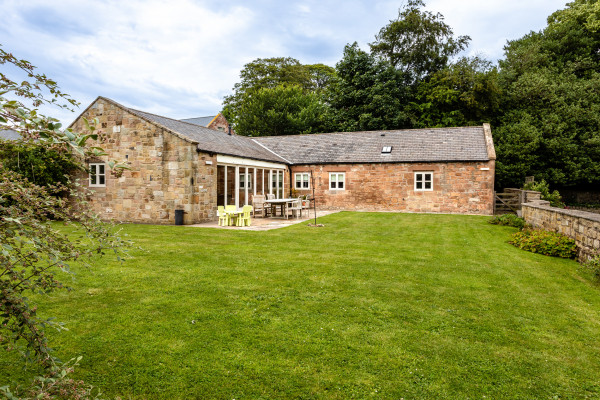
[{"xmin": 522, "ymin": 201, "xmax": 600, "ymax": 261}]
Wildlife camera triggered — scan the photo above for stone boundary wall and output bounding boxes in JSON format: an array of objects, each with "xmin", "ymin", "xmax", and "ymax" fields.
[{"xmin": 522, "ymin": 201, "xmax": 600, "ymax": 260}]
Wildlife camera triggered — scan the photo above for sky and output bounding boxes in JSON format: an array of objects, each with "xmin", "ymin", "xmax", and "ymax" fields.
[{"xmin": 1, "ymin": 0, "xmax": 568, "ymax": 126}]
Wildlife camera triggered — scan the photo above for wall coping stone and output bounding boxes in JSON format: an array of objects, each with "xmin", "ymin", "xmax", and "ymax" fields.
[{"xmin": 523, "ymin": 202, "xmax": 600, "ymax": 223}]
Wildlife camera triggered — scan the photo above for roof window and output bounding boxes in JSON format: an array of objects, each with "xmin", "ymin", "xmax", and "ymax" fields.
[{"xmin": 382, "ymin": 146, "xmax": 392, "ymax": 154}]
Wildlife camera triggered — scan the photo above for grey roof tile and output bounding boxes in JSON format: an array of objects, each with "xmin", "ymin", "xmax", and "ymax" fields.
[
  {"xmin": 0, "ymin": 129, "xmax": 21, "ymax": 141},
  {"xmin": 253, "ymin": 127, "xmax": 490, "ymax": 164},
  {"xmin": 180, "ymin": 116, "xmax": 217, "ymax": 127}
]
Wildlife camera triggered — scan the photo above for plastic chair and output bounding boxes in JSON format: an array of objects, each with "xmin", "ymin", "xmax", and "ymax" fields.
[
  {"xmin": 225, "ymin": 205, "xmax": 237, "ymax": 226},
  {"xmin": 237, "ymin": 205, "xmax": 253, "ymax": 226},
  {"xmin": 218, "ymin": 206, "xmax": 228, "ymax": 226}
]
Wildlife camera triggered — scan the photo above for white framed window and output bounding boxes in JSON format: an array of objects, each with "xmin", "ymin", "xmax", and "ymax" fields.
[
  {"xmin": 89, "ymin": 163, "xmax": 106, "ymax": 187},
  {"xmin": 329, "ymin": 172, "xmax": 345, "ymax": 190},
  {"xmin": 239, "ymin": 173, "xmax": 252, "ymax": 189},
  {"xmin": 295, "ymin": 173, "xmax": 310, "ymax": 189},
  {"xmin": 414, "ymin": 171, "xmax": 433, "ymax": 191}
]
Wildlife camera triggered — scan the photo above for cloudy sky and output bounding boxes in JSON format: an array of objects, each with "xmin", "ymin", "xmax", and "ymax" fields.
[{"xmin": 1, "ymin": 0, "xmax": 567, "ymax": 125}]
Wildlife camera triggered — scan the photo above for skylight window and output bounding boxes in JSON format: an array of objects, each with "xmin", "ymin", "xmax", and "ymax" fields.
[{"xmin": 382, "ymin": 146, "xmax": 392, "ymax": 154}]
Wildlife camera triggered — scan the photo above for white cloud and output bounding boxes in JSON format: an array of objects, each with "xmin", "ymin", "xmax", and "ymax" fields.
[{"xmin": 0, "ymin": 0, "xmax": 571, "ymax": 125}]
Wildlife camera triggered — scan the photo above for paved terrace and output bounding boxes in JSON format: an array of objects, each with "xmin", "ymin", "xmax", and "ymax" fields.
[{"xmin": 189, "ymin": 210, "xmax": 337, "ymax": 231}]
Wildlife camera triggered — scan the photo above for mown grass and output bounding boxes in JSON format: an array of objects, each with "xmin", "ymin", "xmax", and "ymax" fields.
[{"xmin": 3, "ymin": 212, "xmax": 600, "ymax": 399}]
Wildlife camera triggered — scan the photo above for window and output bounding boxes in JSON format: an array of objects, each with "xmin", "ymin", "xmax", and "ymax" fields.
[
  {"xmin": 329, "ymin": 172, "xmax": 345, "ymax": 190},
  {"xmin": 239, "ymin": 173, "xmax": 252, "ymax": 189},
  {"xmin": 382, "ymin": 146, "xmax": 392, "ymax": 154},
  {"xmin": 89, "ymin": 163, "xmax": 106, "ymax": 187},
  {"xmin": 295, "ymin": 173, "xmax": 310, "ymax": 189},
  {"xmin": 414, "ymin": 172, "xmax": 433, "ymax": 191}
]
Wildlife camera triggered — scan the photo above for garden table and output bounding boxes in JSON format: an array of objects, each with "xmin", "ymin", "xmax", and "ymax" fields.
[{"xmin": 264, "ymin": 198, "xmax": 296, "ymax": 219}]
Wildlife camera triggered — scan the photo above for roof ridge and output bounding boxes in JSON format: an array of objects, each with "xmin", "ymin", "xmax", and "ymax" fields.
[
  {"xmin": 126, "ymin": 107, "xmax": 219, "ymax": 132},
  {"xmin": 251, "ymin": 139, "xmax": 293, "ymax": 164},
  {"xmin": 254, "ymin": 125, "xmax": 483, "ymax": 140}
]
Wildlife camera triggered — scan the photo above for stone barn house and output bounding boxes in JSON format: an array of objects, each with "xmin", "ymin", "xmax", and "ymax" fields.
[{"xmin": 70, "ymin": 97, "xmax": 496, "ymax": 224}]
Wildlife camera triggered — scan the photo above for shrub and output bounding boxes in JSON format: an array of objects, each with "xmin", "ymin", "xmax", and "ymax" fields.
[
  {"xmin": 489, "ymin": 214, "xmax": 526, "ymax": 229},
  {"xmin": 523, "ymin": 179, "xmax": 565, "ymax": 208},
  {"xmin": 509, "ymin": 229, "xmax": 577, "ymax": 258},
  {"xmin": 0, "ymin": 140, "xmax": 80, "ymax": 190},
  {"xmin": 581, "ymin": 255, "xmax": 600, "ymax": 281}
]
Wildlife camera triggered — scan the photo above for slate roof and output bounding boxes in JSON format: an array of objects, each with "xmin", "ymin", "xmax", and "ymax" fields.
[
  {"xmin": 180, "ymin": 116, "xmax": 217, "ymax": 127},
  {"xmin": 125, "ymin": 108, "xmax": 287, "ymax": 164},
  {"xmin": 253, "ymin": 127, "xmax": 491, "ymax": 164},
  {"xmin": 0, "ymin": 129, "xmax": 21, "ymax": 141},
  {"xmin": 76, "ymin": 97, "xmax": 492, "ymax": 166}
]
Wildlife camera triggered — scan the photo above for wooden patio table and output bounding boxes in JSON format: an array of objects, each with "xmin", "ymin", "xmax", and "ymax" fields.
[{"xmin": 264, "ymin": 198, "xmax": 296, "ymax": 219}]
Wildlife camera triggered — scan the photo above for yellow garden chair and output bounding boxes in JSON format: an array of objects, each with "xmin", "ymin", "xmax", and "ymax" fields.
[
  {"xmin": 225, "ymin": 205, "xmax": 237, "ymax": 226},
  {"xmin": 218, "ymin": 206, "xmax": 228, "ymax": 226},
  {"xmin": 237, "ymin": 205, "xmax": 253, "ymax": 226}
]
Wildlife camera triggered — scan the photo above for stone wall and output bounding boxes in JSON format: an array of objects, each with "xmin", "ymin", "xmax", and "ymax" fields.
[
  {"xmin": 290, "ymin": 160, "xmax": 495, "ymax": 215},
  {"xmin": 71, "ymin": 98, "xmax": 217, "ymax": 225},
  {"xmin": 522, "ymin": 202, "xmax": 600, "ymax": 260}
]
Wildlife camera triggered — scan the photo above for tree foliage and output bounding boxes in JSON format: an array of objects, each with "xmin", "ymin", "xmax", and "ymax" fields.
[
  {"xmin": 369, "ymin": 0, "xmax": 470, "ymax": 83},
  {"xmin": 222, "ymin": 57, "xmax": 335, "ymax": 135},
  {"xmin": 327, "ymin": 43, "xmax": 412, "ymax": 132},
  {"xmin": 494, "ymin": 0, "xmax": 600, "ymax": 188},
  {"xmin": 1, "ymin": 44, "xmax": 129, "ymax": 389},
  {"xmin": 235, "ymin": 84, "xmax": 331, "ymax": 136},
  {"xmin": 412, "ymin": 56, "xmax": 500, "ymax": 128}
]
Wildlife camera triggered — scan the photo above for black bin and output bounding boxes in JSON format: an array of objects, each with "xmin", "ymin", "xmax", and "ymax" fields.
[{"xmin": 175, "ymin": 209, "xmax": 184, "ymax": 225}]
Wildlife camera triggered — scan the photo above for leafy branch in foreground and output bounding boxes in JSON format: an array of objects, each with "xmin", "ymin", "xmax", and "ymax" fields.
[{"xmin": 1, "ymin": 43, "xmax": 131, "ymax": 395}]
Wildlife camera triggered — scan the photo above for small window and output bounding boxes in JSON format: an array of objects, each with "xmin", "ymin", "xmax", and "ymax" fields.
[
  {"xmin": 89, "ymin": 163, "xmax": 106, "ymax": 187},
  {"xmin": 329, "ymin": 172, "xmax": 345, "ymax": 190},
  {"xmin": 382, "ymin": 146, "xmax": 392, "ymax": 153},
  {"xmin": 239, "ymin": 173, "xmax": 252, "ymax": 189},
  {"xmin": 295, "ymin": 173, "xmax": 310, "ymax": 189},
  {"xmin": 414, "ymin": 172, "xmax": 433, "ymax": 191}
]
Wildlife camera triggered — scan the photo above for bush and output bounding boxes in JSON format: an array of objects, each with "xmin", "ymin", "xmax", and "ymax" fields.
[
  {"xmin": 509, "ymin": 229, "xmax": 577, "ymax": 258},
  {"xmin": 489, "ymin": 214, "xmax": 526, "ymax": 229},
  {"xmin": 523, "ymin": 179, "xmax": 565, "ymax": 208},
  {"xmin": 581, "ymin": 255, "xmax": 600, "ymax": 281},
  {"xmin": 0, "ymin": 140, "xmax": 80, "ymax": 190}
]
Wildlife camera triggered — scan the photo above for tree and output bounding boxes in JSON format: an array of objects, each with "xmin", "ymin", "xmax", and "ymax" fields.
[
  {"xmin": 1, "ymin": 45, "xmax": 129, "ymax": 393},
  {"xmin": 327, "ymin": 43, "xmax": 412, "ymax": 132},
  {"xmin": 222, "ymin": 57, "xmax": 335, "ymax": 134},
  {"xmin": 494, "ymin": 0, "xmax": 600, "ymax": 189},
  {"xmin": 235, "ymin": 84, "xmax": 331, "ymax": 136},
  {"xmin": 412, "ymin": 56, "xmax": 500, "ymax": 128},
  {"xmin": 369, "ymin": 0, "xmax": 470, "ymax": 83}
]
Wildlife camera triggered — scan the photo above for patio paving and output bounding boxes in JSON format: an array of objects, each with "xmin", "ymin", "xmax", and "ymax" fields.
[{"xmin": 189, "ymin": 210, "xmax": 337, "ymax": 231}]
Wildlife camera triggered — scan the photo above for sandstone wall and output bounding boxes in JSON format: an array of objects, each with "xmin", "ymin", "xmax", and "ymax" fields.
[
  {"xmin": 522, "ymin": 202, "xmax": 600, "ymax": 260},
  {"xmin": 290, "ymin": 161, "xmax": 495, "ymax": 215},
  {"xmin": 71, "ymin": 98, "xmax": 217, "ymax": 225},
  {"xmin": 207, "ymin": 113, "xmax": 234, "ymax": 134}
]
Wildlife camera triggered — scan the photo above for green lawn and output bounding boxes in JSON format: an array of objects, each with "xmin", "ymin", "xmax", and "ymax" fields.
[{"xmin": 3, "ymin": 212, "xmax": 600, "ymax": 399}]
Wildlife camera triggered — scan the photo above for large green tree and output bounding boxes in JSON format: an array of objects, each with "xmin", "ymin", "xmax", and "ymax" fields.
[
  {"xmin": 222, "ymin": 57, "xmax": 335, "ymax": 135},
  {"xmin": 235, "ymin": 84, "xmax": 331, "ymax": 136},
  {"xmin": 327, "ymin": 43, "xmax": 412, "ymax": 132},
  {"xmin": 494, "ymin": 0, "xmax": 600, "ymax": 188},
  {"xmin": 412, "ymin": 56, "xmax": 500, "ymax": 128},
  {"xmin": 369, "ymin": 0, "xmax": 470, "ymax": 83}
]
